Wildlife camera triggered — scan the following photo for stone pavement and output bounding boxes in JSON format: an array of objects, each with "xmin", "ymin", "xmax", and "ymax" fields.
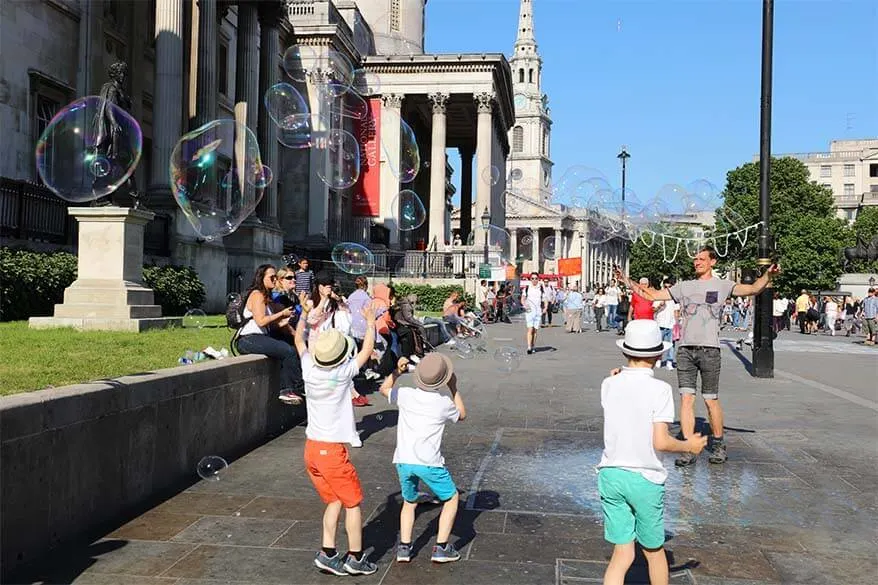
[{"xmin": 10, "ymin": 321, "xmax": 878, "ymax": 585}]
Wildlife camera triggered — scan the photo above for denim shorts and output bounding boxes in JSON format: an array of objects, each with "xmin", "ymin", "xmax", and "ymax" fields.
[
  {"xmin": 395, "ymin": 463, "xmax": 457, "ymax": 503},
  {"xmin": 677, "ymin": 346, "xmax": 722, "ymax": 399}
]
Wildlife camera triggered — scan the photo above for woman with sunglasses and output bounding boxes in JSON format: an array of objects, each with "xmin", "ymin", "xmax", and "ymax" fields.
[
  {"xmin": 237, "ymin": 264, "xmax": 305, "ymax": 405},
  {"xmin": 267, "ymin": 267, "xmax": 302, "ymax": 344}
]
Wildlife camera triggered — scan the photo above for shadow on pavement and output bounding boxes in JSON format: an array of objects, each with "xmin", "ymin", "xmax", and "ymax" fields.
[
  {"xmin": 7, "ymin": 539, "xmax": 128, "ymax": 584},
  {"xmin": 358, "ymin": 409, "xmax": 398, "ymax": 442}
]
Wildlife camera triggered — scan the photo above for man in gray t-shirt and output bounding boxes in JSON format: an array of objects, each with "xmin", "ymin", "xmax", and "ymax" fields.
[{"xmin": 615, "ymin": 246, "xmax": 779, "ymax": 467}]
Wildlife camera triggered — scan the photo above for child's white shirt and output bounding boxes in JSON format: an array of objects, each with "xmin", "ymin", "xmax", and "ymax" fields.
[{"xmin": 388, "ymin": 386, "xmax": 459, "ymax": 467}]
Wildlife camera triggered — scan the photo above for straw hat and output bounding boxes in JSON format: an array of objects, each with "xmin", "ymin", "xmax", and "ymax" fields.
[
  {"xmin": 311, "ymin": 329, "xmax": 355, "ymax": 369},
  {"xmin": 615, "ymin": 319, "xmax": 672, "ymax": 358},
  {"xmin": 413, "ymin": 353, "xmax": 454, "ymax": 390}
]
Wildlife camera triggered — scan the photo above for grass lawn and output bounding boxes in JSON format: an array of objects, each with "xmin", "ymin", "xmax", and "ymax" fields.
[{"xmin": 0, "ymin": 316, "xmax": 235, "ymax": 396}]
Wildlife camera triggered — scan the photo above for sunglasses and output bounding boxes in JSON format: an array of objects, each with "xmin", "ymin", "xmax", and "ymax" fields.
[
  {"xmin": 282, "ymin": 276, "xmax": 295, "ymax": 281},
  {"xmin": 268, "ymin": 275, "xmax": 277, "ymax": 281}
]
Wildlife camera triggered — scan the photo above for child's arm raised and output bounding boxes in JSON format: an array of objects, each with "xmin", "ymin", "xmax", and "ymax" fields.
[
  {"xmin": 355, "ymin": 303, "xmax": 377, "ymax": 369},
  {"xmin": 293, "ymin": 307, "xmax": 308, "ymax": 358},
  {"xmin": 378, "ymin": 357, "xmax": 409, "ymax": 398},
  {"xmin": 447, "ymin": 373, "xmax": 466, "ymax": 421},
  {"xmin": 653, "ymin": 423, "xmax": 706, "ymax": 454}
]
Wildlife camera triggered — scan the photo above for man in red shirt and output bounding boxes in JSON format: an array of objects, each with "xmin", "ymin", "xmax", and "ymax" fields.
[{"xmin": 629, "ymin": 277, "xmax": 656, "ymax": 321}]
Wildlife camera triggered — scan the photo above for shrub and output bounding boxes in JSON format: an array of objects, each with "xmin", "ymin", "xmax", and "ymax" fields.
[
  {"xmin": 392, "ymin": 282, "xmax": 474, "ymax": 312},
  {"xmin": 0, "ymin": 247, "xmax": 77, "ymax": 321},
  {"xmin": 143, "ymin": 264, "xmax": 206, "ymax": 316}
]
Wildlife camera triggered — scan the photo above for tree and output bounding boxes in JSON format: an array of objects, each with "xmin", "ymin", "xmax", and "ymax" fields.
[
  {"xmin": 849, "ymin": 206, "xmax": 878, "ymax": 273},
  {"xmin": 716, "ymin": 157, "xmax": 851, "ymax": 296},
  {"xmin": 629, "ymin": 228, "xmax": 696, "ymax": 286}
]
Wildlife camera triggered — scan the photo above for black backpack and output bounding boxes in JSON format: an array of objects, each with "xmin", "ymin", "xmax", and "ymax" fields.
[{"xmin": 226, "ymin": 292, "xmax": 248, "ymax": 329}]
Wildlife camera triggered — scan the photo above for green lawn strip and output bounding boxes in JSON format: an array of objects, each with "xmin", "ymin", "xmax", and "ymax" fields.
[{"xmin": 0, "ymin": 319, "xmax": 234, "ymax": 396}]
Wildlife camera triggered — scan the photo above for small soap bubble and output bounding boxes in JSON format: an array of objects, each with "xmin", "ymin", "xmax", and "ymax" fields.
[
  {"xmin": 381, "ymin": 109, "xmax": 420, "ymax": 183},
  {"xmin": 183, "ymin": 308, "xmax": 207, "ymax": 329},
  {"xmin": 264, "ymin": 83, "xmax": 309, "ymax": 130},
  {"xmin": 331, "ymin": 242, "xmax": 375, "ymax": 275},
  {"xmin": 315, "ymin": 129, "xmax": 361, "ymax": 190},
  {"xmin": 481, "ymin": 165, "xmax": 501, "ymax": 186},
  {"xmin": 541, "ymin": 236, "xmax": 557, "ymax": 261},
  {"xmin": 392, "ymin": 189, "xmax": 426, "ymax": 232},
  {"xmin": 196, "ymin": 455, "xmax": 228, "ymax": 480},
  {"xmin": 493, "ymin": 346, "xmax": 521, "ymax": 374}
]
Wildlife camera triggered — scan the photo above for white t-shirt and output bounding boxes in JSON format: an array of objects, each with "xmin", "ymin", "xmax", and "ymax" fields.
[
  {"xmin": 604, "ymin": 286, "xmax": 620, "ymax": 305},
  {"xmin": 597, "ymin": 368, "xmax": 675, "ymax": 485},
  {"xmin": 302, "ymin": 353, "xmax": 360, "ymax": 444},
  {"xmin": 653, "ymin": 299, "xmax": 678, "ymax": 329},
  {"xmin": 523, "ymin": 285, "xmax": 543, "ymax": 313},
  {"xmin": 389, "ymin": 386, "xmax": 460, "ymax": 467}
]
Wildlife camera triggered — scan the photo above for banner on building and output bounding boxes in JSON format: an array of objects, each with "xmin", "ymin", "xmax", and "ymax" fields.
[
  {"xmin": 351, "ymin": 98, "xmax": 381, "ymax": 217},
  {"xmin": 558, "ymin": 257, "xmax": 581, "ymax": 277}
]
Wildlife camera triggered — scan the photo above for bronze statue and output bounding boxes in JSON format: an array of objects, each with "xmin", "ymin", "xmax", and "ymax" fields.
[
  {"xmin": 841, "ymin": 234, "xmax": 878, "ymax": 271},
  {"xmin": 91, "ymin": 61, "xmax": 144, "ymax": 208}
]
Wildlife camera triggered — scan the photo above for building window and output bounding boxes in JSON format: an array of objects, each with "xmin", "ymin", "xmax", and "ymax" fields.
[
  {"xmin": 871, "ymin": 184, "xmax": 878, "ymax": 193},
  {"xmin": 845, "ymin": 208, "xmax": 856, "ymax": 221},
  {"xmin": 390, "ymin": 0, "xmax": 401, "ymax": 32},
  {"xmin": 519, "ymin": 69, "xmax": 524, "ymax": 83},
  {"xmin": 820, "ymin": 165, "xmax": 831, "ymax": 178},
  {"xmin": 512, "ymin": 126, "xmax": 523, "ymax": 153},
  {"xmin": 821, "ymin": 183, "xmax": 832, "ymax": 194},
  {"xmin": 844, "ymin": 163, "xmax": 855, "ymax": 177},
  {"xmin": 218, "ymin": 41, "xmax": 229, "ymax": 97},
  {"xmin": 843, "ymin": 183, "xmax": 855, "ymax": 196},
  {"xmin": 870, "ymin": 163, "xmax": 878, "ymax": 178},
  {"xmin": 29, "ymin": 70, "xmax": 74, "ymax": 182},
  {"xmin": 528, "ymin": 69, "xmax": 534, "ymax": 83},
  {"xmin": 541, "ymin": 129, "xmax": 548, "ymax": 156}
]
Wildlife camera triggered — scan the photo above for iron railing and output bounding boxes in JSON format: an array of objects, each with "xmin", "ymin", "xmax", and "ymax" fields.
[{"xmin": 0, "ymin": 177, "xmax": 76, "ymax": 245}]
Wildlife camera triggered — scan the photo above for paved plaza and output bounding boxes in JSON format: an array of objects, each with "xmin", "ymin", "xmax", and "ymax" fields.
[{"xmin": 10, "ymin": 321, "xmax": 878, "ymax": 585}]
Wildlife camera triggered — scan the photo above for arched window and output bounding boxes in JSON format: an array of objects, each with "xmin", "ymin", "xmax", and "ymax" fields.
[
  {"xmin": 512, "ymin": 126, "xmax": 523, "ymax": 153},
  {"xmin": 519, "ymin": 69, "xmax": 524, "ymax": 83},
  {"xmin": 528, "ymin": 69, "xmax": 534, "ymax": 83},
  {"xmin": 541, "ymin": 129, "xmax": 548, "ymax": 156}
]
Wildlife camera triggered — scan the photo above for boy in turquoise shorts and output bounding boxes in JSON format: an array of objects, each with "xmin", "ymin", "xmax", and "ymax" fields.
[
  {"xmin": 379, "ymin": 353, "xmax": 466, "ymax": 564},
  {"xmin": 598, "ymin": 320, "xmax": 707, "ymax": 585}
]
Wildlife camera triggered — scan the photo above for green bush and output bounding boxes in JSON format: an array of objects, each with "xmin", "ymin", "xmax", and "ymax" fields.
[
  {"xmin": 0, "ymin": 248, "xmax": 78, "ymax": 321},
  {"xmin": 143, "ymin": 264, "xmax": 206, "ymax": 316},
  {"xmin": 392, "ymin": 282, "xmax": 474, "ymax": 312},
  {"xmin": 0, "ymin": 248, "xmax": 207, "ymax": 321}
]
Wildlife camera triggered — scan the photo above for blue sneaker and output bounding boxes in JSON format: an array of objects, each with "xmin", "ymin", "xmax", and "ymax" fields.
[
  {"xmin": 344, "ymin": 553, "xmax": 378, "ymax": 575},
  {"xmin": 431, "ymin": 543, "xmax": 461, "ymax": 563},
  {"xmin": 314, "ymin": 551, "xmax": 346, "ymax": 576},
  {"xmin": 396, "ymin": 543, "xmax": 412, "ymax": 563}
]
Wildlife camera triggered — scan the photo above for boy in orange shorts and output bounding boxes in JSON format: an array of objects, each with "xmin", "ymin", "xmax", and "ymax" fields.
[{"xmin": 294, "ymin": 303, "xmax": 378, "ymax": 576}]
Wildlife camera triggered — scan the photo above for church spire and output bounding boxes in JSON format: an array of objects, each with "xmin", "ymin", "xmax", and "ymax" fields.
[{"xmin": 515, "ymin": 0, "xmax": 537, "ymax": 48}]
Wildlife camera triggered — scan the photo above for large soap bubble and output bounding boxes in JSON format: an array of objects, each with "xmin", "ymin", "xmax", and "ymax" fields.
[
  {"xmin": 331, "ymin": 243, "xmax": 375, "ymax": 275},
  {"xmin": 381, "ymin": 109, "xmax": 420, "ymax": 184},
  {"xmin": 315, "ymin": 129, "xmax": 361, "ymax": 190},
  {"xmin": 170, "ymin": 119, "xmax": 267, "ymax": 241},
  {"xmin": 265, "ymin": 83, "xmax": 309, "ymax": 129},
  {"xmin": 467, "ymin": 225, "xmax": 512, "ymax": 267},
  {"xmin": 393, "ymin": 189, "xmax": 426, "ymax": 231},
  {"xmin": 35, "ymin": 96, "xmax": 142, "ymax": 203}
]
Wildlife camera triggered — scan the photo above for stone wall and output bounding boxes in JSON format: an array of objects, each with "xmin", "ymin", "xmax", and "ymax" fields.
[{"xmin": 0, "ymin": 355, "xmax": 300, "ymax": 579}]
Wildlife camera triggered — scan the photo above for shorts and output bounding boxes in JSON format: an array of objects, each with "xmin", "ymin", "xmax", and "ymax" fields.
[
  {"xmin": 304, "ymin": 439, "xmax": 363, "ymax": 508},
  {"xmin": 676, "ymin": 346, "xmax": 721, "ymax": 400},
  {"xmin": 865, "ymin": 318, "xmax": 877, "ymax": 337},
  {"xmin": 395, "ymin": 463, "xmax": 458, "ymax": 503},
  {"xmin": 598, "ymin": 468, "xmax": 665, "ymax": 549},
  {"xmin": 525, "ymin": 310, "xmax": 541, "ymax": 329}
]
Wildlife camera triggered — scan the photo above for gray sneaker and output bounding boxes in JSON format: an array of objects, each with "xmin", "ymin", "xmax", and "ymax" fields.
[
  {"xmin": 431, "ymin": 543, "xmax": 461, "ymax": 563},
  {"xmin": 343, "ymin": 553, "xmax": 378, "ymax": 575},
  {"xmin": 314, "ymin": 551, "xmax": 346, "ymax": 576},
  {"xmin": 396, "ymin": 543, "xmax": 412, "ymax": 563},
  {"xmin": 675, "ymin": 452, "xmax": 697, "ymax": 467},
  {"xmin": 708, "ymin": 442, "xmax": 728, "ymax": 464}
]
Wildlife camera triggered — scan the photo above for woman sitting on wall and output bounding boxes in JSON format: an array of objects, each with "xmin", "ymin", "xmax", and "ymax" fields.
[{"xmin": 236, "ymin": 264, "xmax": 305, "ymax": 405}]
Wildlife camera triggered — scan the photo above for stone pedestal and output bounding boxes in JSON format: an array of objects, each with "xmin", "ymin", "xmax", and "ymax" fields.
[
  {"xmin": 29, "ymin": 207, "xmax": 181, "ymax": 331},
  {"xmin": 838, "ymin": 273, "xmax": 878, "ymax": 300}
]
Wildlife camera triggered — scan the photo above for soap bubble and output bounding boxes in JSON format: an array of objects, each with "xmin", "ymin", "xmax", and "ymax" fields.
[
  {"xmin": 382, "ymin": 109, "xmax": 420, "ymax": 183},
  {"xmin": 282, "ymin": 253, "xmax": 299, "ymax": 267},
  {"xmin": 277, "ymin": 114, "xmax": 315, "ymax": 150},
  {"xmin": 170, "ymin": 119, "xmax": 266, "ymax": 241},
  {"xmin": 493, "ymin": 346, "xmax": 521, "ymax": 374},
  {"xmin": 655, "ymin": 184, "xmax": 689, "ymax": 214},
  {"xmin": 35, "ymin": 96, "xmax": 143, "ymax": 203},
  {"xmin": 552, "ymin": 166, "xmax": 607, "ymax": 204},
  {"xmin": 264, "ymin": 83, "xmax": 309, "ymax": 130},
  {"xmin": 481, "ymin": 166, "xmax": 501, "ymax": 186},
  {"xmin": 351, "ymin": 68, "xmax": 382, "ymax": 96},
  {"xmin": 455, "ymin": 340, "xmax": 475, "ymax": 360},
  {"xmin": 183, "ymin": 308, "xmax": 207, "ymax": 328},
  {"xmin": 541, "ymin": 236, "xmax": 557, "ymax": 260},
  {"xmin": 509, "ymin": 167, "xmax": 523, "ymax": 182},
  {"xmin": 331, "ymin": 242, "xmax": 374, "ymax": 275},
  {"xmin": 516, "ymin": 228, "xmax": 534, "ymax": 260},
  {"xmin": 467, "ymin": 225, "xmax": 512, "ymax": 267},
  {"xmin": 323, "ymin": 86, "xmax": 370, "ymax": 121},
  {"xmin": 315, "ymin": 50, "xmax": 356, "ymax": 97},
  {"xmin": 281, "ymin": 44, "xmax": 313, "ymax": 83},
  {"xmin": 315, "ymin": 129, "xmax": 360, "ymax": 190},
  {"xmin": 196, "ymin": 455, "xmax": 228, "ymax": 480},
  {"xmin": 393, "ymin": 189, "xmax": 426, "ymax": 231}
]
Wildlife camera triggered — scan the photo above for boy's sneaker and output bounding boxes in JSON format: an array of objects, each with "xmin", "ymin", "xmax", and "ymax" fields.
[
  {"xmin": 314, "ymin": 551, "xmax": 346, "ymax": 576},
  {"xmin": 431, "ymin": 543, "xmax": 461, "ymax": 563},
  {"xmin": 708, "ymin": 441, "xmax": 728, "ymax": 464},
  {"xmin": 343, "ymin": 553, "xmax": 378, "ymax": 575},
  {"xmin": 396, "ymin": 543, "xmax": 412, "ymax": 563},
  {"xmin": 526, "ymin": 348, "xmax": 533, "ymax": 355},
  {"xmin": 675, "ymin": 452, "xmax": 697, "ymax": 467},
  {"xmin": 666, "ymin": 361, "xmax": 675, "ymax": 371}
]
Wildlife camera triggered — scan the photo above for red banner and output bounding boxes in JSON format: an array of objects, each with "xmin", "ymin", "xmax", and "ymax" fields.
[
  {"xmin": 352, "ymin": 98, "xmax": 381, "ymax": 217},
  {"xmin": 558, "ymin": 257, "xmax": 581, "ymax": 277}
]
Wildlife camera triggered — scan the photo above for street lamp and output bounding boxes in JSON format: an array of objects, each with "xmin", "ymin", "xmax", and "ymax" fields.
[
  {"xmin": 869, "ymin": 276, "xmax": 876, "ymax": 288},
  {"xmin": 752, "ymin": 0, "xmax": 775, "ymax": 379},
  {"xmin": 616, "ymin": 146, "xmax": 630, "ymax": 206},
  {"xmin": 578, "ymin": 229, "xmax": 585, "ymax": 288},
  {"xmin": 481, "ymin": 207, "xmax": 491, "ymax": 265}
]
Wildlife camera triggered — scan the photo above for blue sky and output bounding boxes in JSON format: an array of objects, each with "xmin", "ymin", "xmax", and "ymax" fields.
[{"xmin": 425, "ymin": 0, "xmax": 878, "ymax": 204}]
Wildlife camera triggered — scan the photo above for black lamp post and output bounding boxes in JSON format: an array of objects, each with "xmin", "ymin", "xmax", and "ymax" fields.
[
  {"xmin": 579, "ymin": 229, "xmax": 585, "ymax": 287},
  {"xmin": 752, "ymin": 0, "xmax": 775, "ymax": 378},
  {"xmin": 869, "ymin": 276, "xmax": 876, "ymax": 288},
  {"xmin": 617, "ymin": 147, "xmax": 630, "ymax": 205},
  {"xmin": 481, "ymin": 207, "xmax": 491, "ymax": 265}
]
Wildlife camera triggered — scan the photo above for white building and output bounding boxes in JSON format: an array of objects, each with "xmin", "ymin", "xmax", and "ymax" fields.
[{"xmin": 761, "ymin": 139, "xmax": 878, "ymax": 221}]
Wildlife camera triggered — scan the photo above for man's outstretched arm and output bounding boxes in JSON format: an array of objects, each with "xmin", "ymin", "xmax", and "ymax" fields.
[
  {"xmin": 613, "ymin": 266, "xmax": 671, "ymax": 302},
  {"xmin": 732, "ymin": 264, "xmax": 780, "ymax": 297}
]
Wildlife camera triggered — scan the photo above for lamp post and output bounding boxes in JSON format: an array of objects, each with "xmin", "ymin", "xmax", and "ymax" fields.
[
  {"xmin": 869, "ymin": 276, "xmax": 876, "ymax": 288},
  {"xmin": 617, "ymin": 146, "xmax": 630, "ymax": 207},
  {"xmin": 481, "ymin": 207, "xmax": 490, "ymax": 265},
  {"xmin": 578, "ymin": 229, "xmax": 585, "ymax": 288},
  {"xmin": 752, "ymin": 0, "xmax": 775, "ymax": 378}
]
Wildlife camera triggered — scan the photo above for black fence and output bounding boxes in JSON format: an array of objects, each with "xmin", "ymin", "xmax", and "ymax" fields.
[{"xmin": 0, "ymin": 177, "xmax": 76, "ymax": 245}]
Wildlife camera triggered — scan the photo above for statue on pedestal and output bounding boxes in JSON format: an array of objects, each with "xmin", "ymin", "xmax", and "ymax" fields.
[
  {"xmin": 92, "ymin": 61, "xmax": 145, "ymax": 209},
  {"xmin": 841, "ymin": 234, "xmax": 878, "ymax": 271}
]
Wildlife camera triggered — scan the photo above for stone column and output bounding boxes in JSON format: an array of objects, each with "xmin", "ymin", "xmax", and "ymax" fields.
[
  {"xmin": 459, "ymin": 147, "xmax": 474, "ymax": 243},
  {"xmin": 532, "ymin": 227, "xmax": 540, "ymax": 272},
  {"xmin": 509, "ymin": 229, "xmax": 518, "ymax": 265},
  {"xmin": 256, "ymin": 2, "xmax": 281, "ymax": 225},
  {"xmin": 194, "ymin": 0, "xmax": 218, "ymax": 126},
  {"xmin": 428, "ymin": 92, "xmax": 449, "ymax": 251},
  {"xmin": 149, "ymin": 0, "xmax": 184, "ymax": 197},
  {"xmin": 378, "ymin": 93, "xmax": 404, "ymax": 246},
  {"xmin": 235, "ymin": 3, "xmax": 259, "ymax": 130},
  {"xmin": 474, "ymin": 92, "xmax": 494, "ymax": 247},
  {"xmin": 554, "ymin": 229, "xmax": 562, "ymax": 262}
]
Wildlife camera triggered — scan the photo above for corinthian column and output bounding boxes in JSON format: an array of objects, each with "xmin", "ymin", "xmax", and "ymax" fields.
[
  {"xmin": 235, "ymin": 3, "xmax": 259, "ymax": 129},
  {"xmin": 428, "ymin": 92, "xmax": 449, "ymax": 250},
  {"xmin": 474, "ymin": 92, "xmax": 494, "ymax": 247},
  {"xmin": 257, "ymin": 1, "xmax": 282, "ymax": 225},
  {"xmin": 194, "ymin": 0, "xmax": 217, "ymax": 126},
  {"xmin": 149, "ymin": 0, "xmax": 184, "ymax": 199}
]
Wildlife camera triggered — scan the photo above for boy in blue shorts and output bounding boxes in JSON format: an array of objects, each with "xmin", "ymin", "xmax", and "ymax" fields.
[
  {"xmin": 379, "ymin": 352, "xmax": 466, "ymax": 563},
  {"xmin": 598, "ymin": 320, "xmax": 707, "ymax": 585}
]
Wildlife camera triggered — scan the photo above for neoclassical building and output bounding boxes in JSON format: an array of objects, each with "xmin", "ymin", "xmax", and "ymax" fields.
[{"xmin": 0, "ymin": 0, "xmax": 515, "ymax": 309}]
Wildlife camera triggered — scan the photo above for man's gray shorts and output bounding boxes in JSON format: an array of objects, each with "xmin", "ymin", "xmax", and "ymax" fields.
[{"xmin": 676, "ymin": 346, "xmax": 722, "ymax": 400}]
